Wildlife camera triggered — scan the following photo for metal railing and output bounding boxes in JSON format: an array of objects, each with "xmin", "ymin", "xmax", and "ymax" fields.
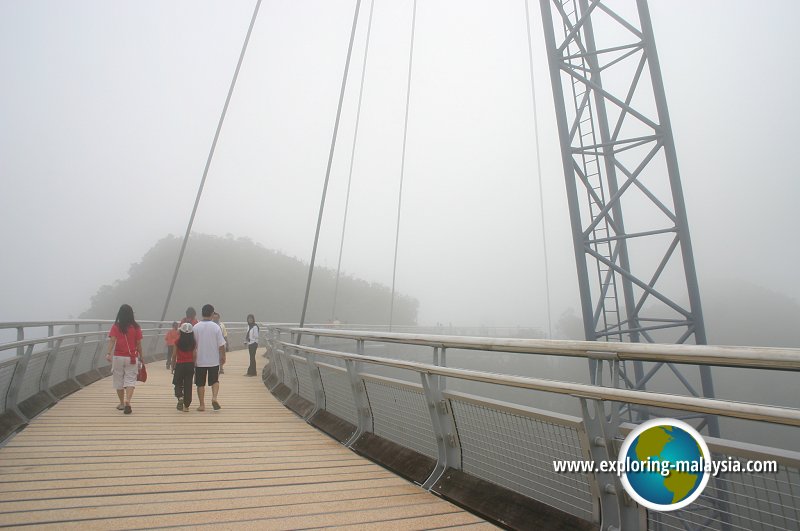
[{"xmin": 265, "ymin": 326, "xmax": 800, "ymax": 531}]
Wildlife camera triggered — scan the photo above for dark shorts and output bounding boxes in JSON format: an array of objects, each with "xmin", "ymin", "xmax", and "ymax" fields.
[{"xmin": 195, "ymin": 366, "xmax": 220, "ymax": 387}]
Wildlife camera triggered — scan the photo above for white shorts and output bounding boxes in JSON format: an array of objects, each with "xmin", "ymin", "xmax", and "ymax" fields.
[{"xmin": 112, "ymin": 356, "xmax": 138, "ymax": 389}]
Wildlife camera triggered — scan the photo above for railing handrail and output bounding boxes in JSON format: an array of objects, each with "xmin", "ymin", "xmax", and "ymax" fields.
[
  {"xmin": 275, "ymin": 326, "xmax": 800, "ymax": 371},
  {"xmin": 278, "ymin": 340, "xmax": 800, "ymax": 428},
  {"xmin": 0, "ymin": 327, "xmax": 170, "ymax": 353},
  {"xmin": 0, "ymin": 319, "xmax": 257, "ymax": 329},
  {"xmin": 0, "ymin": 322, "xmax": 252, "ymax": 355}
]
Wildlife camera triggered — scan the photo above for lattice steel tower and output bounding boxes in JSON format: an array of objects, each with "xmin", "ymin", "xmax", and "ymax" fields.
[{"xmin": 538, "ymin": 0, "xmax": 719, "ymax": 436}]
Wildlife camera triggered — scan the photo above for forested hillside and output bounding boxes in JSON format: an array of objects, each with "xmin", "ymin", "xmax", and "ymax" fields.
[{"xmin": 81, "ymin": 234, "xmax": 418, "ymax": 325}]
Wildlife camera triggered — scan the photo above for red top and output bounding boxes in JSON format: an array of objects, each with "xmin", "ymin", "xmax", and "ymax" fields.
[
  {"xmin": 180, "ymin": 317, "xmax": 198, "ymax": 326},
  {"xmin": 165, "ymin": 329, "xmax": 180, "ymax": 346},
  {"xmin": 109, "ymin": 324, "xmax": 143, "ymax": 358},
  {"xmin": 175, "ymin": 346, "xmax": 195, "ymax": 364}
]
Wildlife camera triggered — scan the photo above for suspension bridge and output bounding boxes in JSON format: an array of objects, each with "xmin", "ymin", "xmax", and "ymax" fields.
[{"xmin": 2, "ymin": 1, "xmax": 799, "ymax": 530}]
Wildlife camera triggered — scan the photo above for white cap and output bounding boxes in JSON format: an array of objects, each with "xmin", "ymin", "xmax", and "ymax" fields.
[{"xmin": 179, "ymin": 322, "xmax": 193, "ymax": 333}]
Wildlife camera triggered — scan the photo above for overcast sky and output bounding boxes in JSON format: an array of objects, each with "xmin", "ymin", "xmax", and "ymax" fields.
[{"xmin": 1, "ymin": 0, "xmax": 799, "ymax": 334}]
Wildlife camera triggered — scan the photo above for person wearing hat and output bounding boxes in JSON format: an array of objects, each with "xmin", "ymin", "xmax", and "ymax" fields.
[{"xmin": 172, "ymin": 321, "xmax": 197, "ymax": 412}]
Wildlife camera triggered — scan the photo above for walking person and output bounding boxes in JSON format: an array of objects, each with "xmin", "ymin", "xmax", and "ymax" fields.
[
  {"xmin": 212, "ymin": 312, "xmax": 228, "ymax": 374},
  {"xmin": 164, "ymin": 321, "xmax": 179, "ymax": 370},
  {"xmin": 181, "ymin": 307, "xmax": 198, "ymax": 326},
  {"xmin": 193, "ymin": 304, "xmax": 226, "ymax": 411},
  {"xmin": 172, "ymin": 322, "xmax": 196, "ymax": 412},
  {"xmin": 105, "ymin": 304, "xmax": 143, "ymax": 415},
  {"xmin": 244, "ymin": 314, "xmax": 259, "ymax": 376}
]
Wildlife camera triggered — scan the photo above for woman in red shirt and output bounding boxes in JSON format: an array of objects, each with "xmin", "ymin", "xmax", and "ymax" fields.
[
  {"xmin": 105, "ymin": 304, "xmax": 143, "ymax": 414},
  {"xmin": 172, "ymin": 322, "xmax": 196, "ymax": 412}
]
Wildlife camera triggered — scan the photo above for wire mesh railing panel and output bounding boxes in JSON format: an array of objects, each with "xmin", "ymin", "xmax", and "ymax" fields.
[
  {"xmin": 649, "ymin": 457, "xmax": 800, "ymax": 531},
  {"xmin": 277, "ymin": 352, "xmax": 294, "ymax": 387},
  {"xmin": 47, "ymin": 346, "xmax": 76, "ymax": 387},
  {"xmin": 74, "ymin": 341, "xmax": 99, "ymax": 375},
  {"xmin": 18, "ymin": 353, "xmax": 48, "ymax": 401},
  {"xmin": 318, "ymin": 364, "xmax": 357, "ymax": 425},
  {"xmin": 451, "ymin": 398, "xmax": 594, "ymax": 522},
  {"xmin": 293, "ymin": 358, "xmax": 315, "ymax": 403},
  {"xmin": 365, "ymin": 378, "xmax": 437, "ymax": 460},
  {"xmin": 0, "ymin": 361, "xmax": 17, "ymax": 412}
]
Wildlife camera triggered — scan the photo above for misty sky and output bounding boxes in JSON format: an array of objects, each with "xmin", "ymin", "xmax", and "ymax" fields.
[{"xmin": 1, "ymin": 0, "xmax": 799, "ymax": 335}]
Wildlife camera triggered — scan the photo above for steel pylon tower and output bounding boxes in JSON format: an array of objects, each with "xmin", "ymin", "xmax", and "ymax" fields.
[{"xmin": 538, "ymin": 0, "xmax": 719, "ymax": 433}]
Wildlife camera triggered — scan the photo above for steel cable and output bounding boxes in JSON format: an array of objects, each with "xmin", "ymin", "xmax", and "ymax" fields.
[
  {"xmin": 159, "ymin": 0, "xmax": 262, "ymax": 324},
  {"xmin": 389, "ymin": 0, "xmax": 418, "ymax": 331},
  {"xmin": 332, "ymin": 0, "xmax": 377, "ymax": 322},
  {"xmin": 524, "ymin": 0, "xmax": 553, "ymax": 338},
  {"xmin": 299, "ymin": 0, "xmax": 363, "ymax": 328}
]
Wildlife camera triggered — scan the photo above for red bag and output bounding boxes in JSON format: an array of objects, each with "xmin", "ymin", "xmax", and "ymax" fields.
[
  {"xmin": 124, "ymin": 335, "xmax": 147, "ymax": 382},
  {"xmin": 137, "ymin": 361, "xmax": 148, "ymax": 383}
]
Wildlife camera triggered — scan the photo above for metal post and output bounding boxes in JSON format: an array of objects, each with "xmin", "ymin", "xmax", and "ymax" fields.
[
  {"xmin": 305, "ymin": 352, "xmax": 326, "ymax": 417},
  {"xmin": 6, "ymin": 344, "xmax": 35, "ymax": 420},
  {"xmin": 420, "ymin": 372, "xmax": 461, "ymax": 489},
  {"xmin": 16, "ymin": 327, "xmax": 23, "ymax": 359},
  {"xmin": 344, "ymin": 346, "xmax": 372, "ymax": 446},
  {"xmin": 580, "ymin": 397, "xmax": 643, "ymax": 531},
  {"xmin": 39, "ymin": 338, "xmax": 65, "ymax": 401},
  {"xmin": 67, "ymin": 335, "xmax": 87, "ymax": 384}
]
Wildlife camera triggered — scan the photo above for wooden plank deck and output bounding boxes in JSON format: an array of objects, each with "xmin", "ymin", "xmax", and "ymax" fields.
[{"xmin": 0, "ymin": 351, "xmax": 493, "ymax": 529}]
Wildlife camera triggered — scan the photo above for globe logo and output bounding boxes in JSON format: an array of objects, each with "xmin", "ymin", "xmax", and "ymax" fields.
[{"xmin": 618, "ymin": 418, "xmax": 711, "ymax": 511}]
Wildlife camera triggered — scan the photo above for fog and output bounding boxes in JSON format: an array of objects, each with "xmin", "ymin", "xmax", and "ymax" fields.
[{"xmin": 1, "ymin": 0, "xmax": 799, "ymax": 348}]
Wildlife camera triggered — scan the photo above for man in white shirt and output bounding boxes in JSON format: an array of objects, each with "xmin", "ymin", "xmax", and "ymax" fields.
[{"xmin": 192, "ymin": 304, "xmax": 226, "ymax": 411}]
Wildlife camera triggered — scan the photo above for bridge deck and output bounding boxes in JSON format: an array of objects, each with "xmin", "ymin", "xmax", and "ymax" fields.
[{"xmin": 0, "ymin": 352, "xmax": 492, "ymax": 529}]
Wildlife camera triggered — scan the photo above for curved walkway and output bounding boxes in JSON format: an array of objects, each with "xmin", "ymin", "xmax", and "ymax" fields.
[{"xmin": 0, "ymin": 352, "xmax": 492, "ymax": 529}]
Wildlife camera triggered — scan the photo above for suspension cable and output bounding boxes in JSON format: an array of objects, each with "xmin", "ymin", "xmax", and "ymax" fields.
[
  {"xmin": 299, "ymin": 0, "xmax": 363, "ymax": 328},
  {"xmin": 159, "ymin": 0, "xmax": 262, "ymax": 323},
  {"xmin": 389, "ymin": 0, "xmax": 418, "ymax": 331},
  {"xmin": 524, "ymin": 0, "xmax": 553, "ymax": 338},
  {"xmin": 332, "ymin": 0, "xmax": 376, "ymax": 322}
]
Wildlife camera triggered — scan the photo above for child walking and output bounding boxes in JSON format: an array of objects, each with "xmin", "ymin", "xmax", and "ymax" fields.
[{"xmin": 172, "ymin": 322, "xmax": 196, "ymax": 412}]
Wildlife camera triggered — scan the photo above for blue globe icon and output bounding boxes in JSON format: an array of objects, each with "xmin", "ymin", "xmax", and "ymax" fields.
[{"xmin": 619, "ymin": 419, "xmax": 710, "ymax": 511}]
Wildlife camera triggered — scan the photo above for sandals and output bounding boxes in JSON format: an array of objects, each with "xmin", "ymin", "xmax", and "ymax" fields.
[
  {"xmin": 116, "ymin": 404, "xmax": 125, "ymax": 410},
  {"xmin": 212, "ymin": 401, "xmax": 221, "ymax": 411},
  {"xmin": 123, "ymin": 405, "xmax": 132, "ymax": 415}
]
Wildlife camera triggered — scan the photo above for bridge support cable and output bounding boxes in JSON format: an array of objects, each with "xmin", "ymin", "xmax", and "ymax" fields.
[
  {"xmin": 332, "ymin": 0, "xmax": 377, "ymax": 322},
  {"xmin": 389, "ymin": 0, "xmax": 418, "ymax": 331},
  {"xmin": 158, "ymin": 0, "xmax": 262, "ymax": 324},
  {"xmin": 299, "ymin": 0, "xmax": 363, "ymax": 329},
  {"xmin": 523, "ymin": 0, "xmax": 554, "ymax": 339}
]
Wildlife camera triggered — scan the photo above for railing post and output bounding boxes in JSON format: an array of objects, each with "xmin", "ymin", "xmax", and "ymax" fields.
[
  {"xmin": 271, "ymin": 348, "xmax": 286, "ymax": 388},
  {"xmin": 6, "ymin": 344, "xmax": 35, "ymax": 420},
  {"xmin": 305, "ymin": 351, "xmax": 325, "ymax": 417},
  {"xmin": 579, "ymin": 355, "xmax": 644, "ymax": 531},
  {"xmin": 67, "ymin": 335, "xmax": 87, "ymax": 385},
  {"xmin": 92, "ymin": 330, "xmax": 106, "ymax": 371},
  {"xmin": 420, "ymin": 371, "xmax": 461, "ymax": 489},
  {"xmin": 39, "ymin": 338, "xmax": 65, "ymax": 401},
  {"xmin": 287, "ymin": 347, "xmax": 300, "ymax": 396},
  {"xmin": 344, "ymin": 340, "xmax": 372, "ymax": 446},
  {"xmin": 16, "ymin": 327, "xmax": 23, "ymax": 359}
]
